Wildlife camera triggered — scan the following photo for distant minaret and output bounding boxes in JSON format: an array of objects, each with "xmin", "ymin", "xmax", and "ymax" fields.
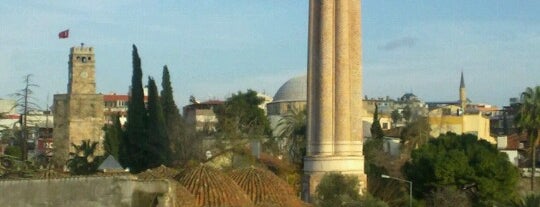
[{"xmin": 459, "ymin": 72, "xmax": 467, "ymax": 110}]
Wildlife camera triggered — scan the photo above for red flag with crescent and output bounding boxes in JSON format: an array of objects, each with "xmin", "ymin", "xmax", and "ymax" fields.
[{"xmin": 58, "ymin": 29, "xmax": 69, "ymax": 39}]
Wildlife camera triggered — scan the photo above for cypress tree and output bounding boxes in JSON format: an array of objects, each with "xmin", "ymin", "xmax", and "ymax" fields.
[
  {"xmin": 125, "ymin": 44, "xmax": 148, "ymax": 173},
  {"xmin": 147, "ymin": 77, "xmax": 171, "ymax": 166},
  {"xmin": 103, "ymin": 113, "xmax": 122, "ymax": 160},
  {"xmin": 370, "ymin": 103, "xmax": 384, "ymax": 140},
  {"xmin": 160, "ymin": 66, "xmax": 187, "ymax": 163}
]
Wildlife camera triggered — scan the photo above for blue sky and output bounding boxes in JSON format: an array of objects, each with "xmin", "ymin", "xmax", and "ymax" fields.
[{"xmin": 1, "ymin": 1, "xmax": 540, "ymax": 108}]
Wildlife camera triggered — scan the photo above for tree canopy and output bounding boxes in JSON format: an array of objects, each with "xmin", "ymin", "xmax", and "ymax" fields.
[
  {"xmin": 121, "ymin": 45, "xmax": 172, "ymax": 173},
  {"xmin": 316, "ymin": 173, "xmax": 388, "ymax": 207},
  {"xmin": 276, "ymin": 108, "xmax": 306, "ymax": 166},
  {"xmin": 403, "ymin": 133, "xmax": 520, "ymax": 206},
  {"xmin": 147, "ymin": 77, "xmax": 171, "ymax": 166},
  {"xmin": 214, "ymin": 89, "xmax": 271, "ymax": 140},
  {"xmin": 515, "ymin": 86, "xmax": 540, "ymax": 191},
  {"xmin": 401, "ymin": 117, "xmax": 431, "ymax": 154},
  {"xmin": 103, "ymin": 113, "xmax": 122, "ymax": 160},
  {"xmin": 123, "ymin": 45, "xmax": 147, "ymax": 171},
  {"xmin": 370, "ymin": 103, "xmax": 384, "ymax": 140}
]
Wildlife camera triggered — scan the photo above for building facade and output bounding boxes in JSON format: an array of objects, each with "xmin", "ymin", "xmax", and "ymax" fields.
[
  {"xmin": 428, "ymin": 105, "xmax": 495, "ymax": 143},
  {"xmin": 183, "ymin": 100, "xmax": 223, "ymax": 132}
]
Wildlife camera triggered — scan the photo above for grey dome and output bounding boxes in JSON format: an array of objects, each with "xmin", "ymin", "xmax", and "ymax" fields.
[{"xmin": 273, "ymin": 75, "xmax": 307, "ymax": 102}]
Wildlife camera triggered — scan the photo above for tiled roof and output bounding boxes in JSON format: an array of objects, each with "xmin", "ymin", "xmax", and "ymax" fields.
[
  {"xmin": 506, "ymin": 133, "xmax": 529, "ymax": 150},
  {"xmin": 175, "ymin": 165, "xmax": 253, "ymax": 207},
  {"xmin": 200, "ymin": 100, "xmax": 224, "ymax": 105},
  {"xmin": 229, "ymin": 167, "xmax": 306, "ymax": 207},
  {"xmin": 136, "ymin": 165, "xmax": 197, "ymax": 207},
  {"xmin": 103, "ymin": 94, "xmax": 129, "ymax": 102},
  {"xmin": 136, "ymin": 165, "xmax": 179, "ymax": 180}
]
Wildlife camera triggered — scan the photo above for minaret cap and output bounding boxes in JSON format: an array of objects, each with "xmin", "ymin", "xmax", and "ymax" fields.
[{"xmin": 460, "ymin": 71, "xmax": 465, "ymax": 88}]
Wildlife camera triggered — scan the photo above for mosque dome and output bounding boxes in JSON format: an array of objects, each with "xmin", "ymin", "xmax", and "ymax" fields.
[
  {"xmin": 272, "ymin": 75, "xmax": 307, "ymax": 103},
  {"xmin": 229, "ymin": 167, "xmax": 306, "ymax": 207},
  {"xmin": 175, "ymin": 165, "xmax": 253, "ymax": 207}
]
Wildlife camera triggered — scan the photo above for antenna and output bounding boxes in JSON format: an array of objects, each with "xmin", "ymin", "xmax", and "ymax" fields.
[{"xmin": 45, "ymin": 94, "xmax": 50, "ymax": 128}]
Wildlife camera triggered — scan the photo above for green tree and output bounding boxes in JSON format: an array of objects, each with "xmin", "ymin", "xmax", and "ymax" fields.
[
  {"xmin": 103, "ymin": 113, "xmax": 123, "ymax": 160},
  {"xmin": 363, "ymin": 135, "xmax": 409, "ymax": 206},
  {"xmin": 160, "ymin": 65, "xmax": 194, "ymax": 165},
  {"xmin": 147, "ymin": 77, "xmax": 171, "ymax": 166},
  {"xmin": 67, "ymin": 140, "xmax": 103, "ymax": 175},
  {"xmin": 516, "ymin": 86, "xmax": 540, "ymax": 191},
  {"xmin": 124, "ymin": 45, "xmax": 149, "ymax": 173},
  {"xmin": 508, "ymin": 194, "xmax": 540, "ymax": 207},
  {"xmin": 402, "ymin": 105, "xmax": 412, "ymax": 123},
  {"xmin": 316, "ymin": 173, "xmax": 362, "ymax": 207},
  {"xmin": 276, "ymin": 108, "xmax": 306, "ymax": 166},
  {"xmin": 370, "ymin": 103, "xmax": 384, "ymax": 140},
  {"xmin": 401, "ymin": 117, "xmax": 431, "ymax": 155},
  {"xmin": 213, "ymin": 89, "xmax": 270, "ymax": 149},
  {"xmin": 359, "ymin": 193, "xmax": 390, "ymax": 207},
  {"xmin": 4, "ymin": 146, "xmax": 22, "ymax": 159},
  {"xmin": 403, "ymin": 133, "xmax": 520, "ymax": 206},
  {"xmin": 428, "ymin": 186, "xmax": 472, "ymax": 207},
  {"xmin": 391, "ymin": 109, "xmax": 401, "ymax": 127}
]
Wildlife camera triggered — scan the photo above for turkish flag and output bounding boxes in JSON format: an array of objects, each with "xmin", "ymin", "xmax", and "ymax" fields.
[{"xmin": 58, "ymin": 29, "xmax": 69, "ymax": 39}]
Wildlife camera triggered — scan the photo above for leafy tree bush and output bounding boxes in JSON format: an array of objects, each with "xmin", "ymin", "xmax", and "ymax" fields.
[
  {"xmin": 4, "ymin": 146, "xmax": 22, "ymax": 159},
  {"xmin": 316, "ymin": 173, "xmax": 362, "ymax": 207},
  {"xmin": 213, "ymin": 89, "xmax": 270, "ymax": 153},
  {"xmin": 316, "ymin": 173, "xmax": 390, "ymax": 207},
  {"xmin": 508, "ymin": 194, "xmax": 540, "ymax": 207},
  {"xmin": 358, "ymin": 193, "xmax": 390, "ymax": 207},
  {"xmin": 67, "ymin": 140, "xmax": 103, "ymax": 175},
  {"xmin": 428, "ymin": 186, "xmax": 471, "ymax": 207},
  {"xmin": 214, "ymin": 89, "xmax": 270, "ymax": 138},
  {"xmin": 103, "ymin": 113, "xmax": 122, "ymax": 160},
  {"xmin": 401, "ymin": 117, "xmax": 431, "ymax": 155},
  {"xmin": 404, "ymin": 133, "xmax": 520, "ymax": 206},
  {"xmin": 391, "ymin": 109, "xmax": 402, "ymax": 127}
]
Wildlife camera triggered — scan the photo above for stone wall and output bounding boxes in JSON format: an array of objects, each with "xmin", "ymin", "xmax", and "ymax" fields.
[{"xmin": 0, "ymin": 176, "xmax": 176, "ymax": 207}]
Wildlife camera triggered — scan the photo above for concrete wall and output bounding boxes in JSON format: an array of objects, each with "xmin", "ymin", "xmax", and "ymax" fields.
[
  {"xmin": 0, "ymin": 176, "xmax": 176, "ymax": 207},
  {"xmin": 500, "ymin": 150, "xmax": 519, "ymax": 166}
]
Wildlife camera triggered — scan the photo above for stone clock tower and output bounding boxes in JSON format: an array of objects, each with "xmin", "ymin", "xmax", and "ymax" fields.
[{"xmin": 53, "ymin": 45, "xmax": 104, "ymax": 166}]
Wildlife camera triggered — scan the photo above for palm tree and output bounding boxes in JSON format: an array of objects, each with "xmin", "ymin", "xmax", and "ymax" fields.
[
  {"xmin": 276, "ymin": 108, "xmax": 307, "ymax": 166},
  {"xmin": 67, "ymin": 140, "xmax": 102, "ymax": 175},
  {"xmin": 516, "ymin": 86, "xmax": 540, "ymax": 191}
]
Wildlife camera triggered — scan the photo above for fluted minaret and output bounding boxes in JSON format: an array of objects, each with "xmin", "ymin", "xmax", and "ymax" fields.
[
  {"xmin": 303, "ymin": 0, "xmax": 366, "ymax": 202},
  {"xmin": 460, "ymin": 72, "xmax": 467, "ymax": 110}
]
